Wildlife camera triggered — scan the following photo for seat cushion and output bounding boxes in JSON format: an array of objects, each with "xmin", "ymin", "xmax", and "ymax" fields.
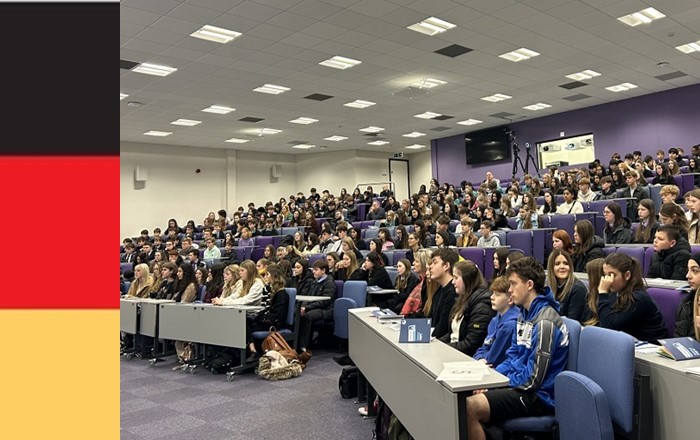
[{"xmin": 501, "ymin": 415, "xmax": 556, "ymax": 432}]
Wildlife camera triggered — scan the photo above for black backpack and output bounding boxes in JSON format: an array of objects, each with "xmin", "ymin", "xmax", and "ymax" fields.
[
  {"xmin": 208, "ymin": 350, "xmax": 234, "ymax": 374},
  {"xmin": 279, "ymin": 235, "xmax": 294, "ymax": 247},
  {"xmin": 338, "ymin": 366, "xmax": 359, "ymax": 399}
]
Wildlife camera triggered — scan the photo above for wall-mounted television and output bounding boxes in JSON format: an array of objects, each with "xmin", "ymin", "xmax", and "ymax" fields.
[{"xmin": 465, "ymin": 126, "xmax": 511, "ymax": 165}]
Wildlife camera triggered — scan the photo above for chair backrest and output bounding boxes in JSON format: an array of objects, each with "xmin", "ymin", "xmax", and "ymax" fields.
[
  {"xmin": 281, "ymin": 227, "xmax": 299, "ymax": 236},
  {"xmin": 506, "ymin": 217, "xmax": 518, "ymax": 230},
  {"xmin": 506, "ymin": 230, "xmax": 533, "ymax": 256},
  {"xmin": 602, "ymin": 246, "xmax": 616, "ymax": 255},
  {"xmin": 615, "ymin": 247, "xmax": 646, "ymax": 272},
  {"xmin": 334, "ymin": 280, "xmax": 344, "ymax": 298},
  {"xmin": 561, "ymin": 317, "xmax": 581, "ymax": 371},
  {"xmin": 646, "ymin": 287, "xmax": 685, "ymax": 338},
  {"xmin": 284, "ymin": 288, "xmax": 296, "ymax": 328},
  {"xmin": 392, "ymin": 250, "xmax": 407, "ymax": 266},
  {"xmin": 364, "ymin": 228, "xmax": 379, "ymax": 239},
  {"xmin": 198, "ymin": 285, "xmax": 206, "ymax": 302},
  {"xmin": 550, "ymin": 214, "xmax": 575, "ymax": 238},
  {"xmin": 307, "ymin": 253, "xmax": 325, "ymax": 266},
  {"xmin": 578, "ymin": 326, "xmax": 635, "ymax": 435},
  {"xmin": 342, "ymin": 280, "xmax": 367, "ymax": 308},
  {"xmin": 255, "ymin": 236, "xmax": 274, "ymax": 248},
  {"xmin": 459, "ymin": 247, "xmax": 485, "ymax": 274},
  {"xmin": 555, "ymin": 371, "xmax": 614, "ymax": 440},
  {"xmin": 386, "ymin": 267, "xmax": 398, "ymax": 285},
  {"xmin": 120, "ymin": 262, "xmax": 132, "ymax": 273},
  {"xmin": 643, "ymin": 247, "xmax": 654, "ymax": 276},
  {"xmin": 532, "ymin": 229, "xmax": 552, "ymax": 263}
]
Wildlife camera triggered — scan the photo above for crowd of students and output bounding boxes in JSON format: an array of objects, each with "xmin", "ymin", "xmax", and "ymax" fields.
[{"xmin": 121, "ymin": 145, "xmax": 700, "ymax": 436}]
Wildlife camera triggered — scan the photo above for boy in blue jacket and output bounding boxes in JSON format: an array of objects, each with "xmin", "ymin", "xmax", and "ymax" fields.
[
  {"xmin": 466, "ymin": 257, "xmax": 569, "ymax": 440},
  {"xmin": 472, "ymin": 276, "xmax": 518, "ymax": 368}
]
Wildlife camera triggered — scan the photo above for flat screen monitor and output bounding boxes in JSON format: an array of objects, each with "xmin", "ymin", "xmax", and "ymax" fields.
[{"xmin": 465, "ymin": 126, "xmax": 511, "ymax": 165}]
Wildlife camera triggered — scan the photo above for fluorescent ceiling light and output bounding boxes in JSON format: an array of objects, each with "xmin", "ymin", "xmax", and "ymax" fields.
[
  {"xmin": 170, "ymin": 119, "xmax": 202, "ymax": 126},
  {"xmin": 190, "ymin": 25, "xmax": 241, "ymax": 44},
  {"xmin": 414, "ymin": 111, "xmax": 441, "ymax": 119},
  {"xmin": 319, "ymin": 56, "xmax": 362, "ymax": 70},
  {"xmin": 259, "ymin": 128, "xmax": 282, "ymax": 135},
  {"xmin": 617, "ymin": 7, "xmax": 665, "ymax": 27},
  {"xmin": 324, "ymin": 135, "xmax": 348, "ymax": 141},
  {"xmin": 523, "ymin": 103, "xmax": 552, "ymax": 111},
  {"xmin": 132, "ymin": 63, "xmax": 177, "ymax": 77},
  {"xmin": 676, "ymin": 41, "xmax": 700, "ymax": 54},
  {"xmin": 143, "ymin": 131, "xmax": 172, "ymax": 137},
  {"xmin": 368, "ymin": 140, "xmax": 390, "ymax": 146},
  {"xmin": 605, "ymin": 83, "xmax": 638, "ymax": 92},
  {"xmin": 120, "ymin": 93, "xmax": 128, "ymax": 100},
  {"xmin": 565, "ymin": 70, "xmax": 601, "ymax": 81},
  {"xmin": 289, "ymin": 117, "xmax": 319, "ymax": 125},
  {"xmin": 344, "ymin": 100, "xmax": 376, "ymax": 109},
  {"xmin": 403, "ymin": 132, "xmax": 425, "ymax": 138},
  {"xmin": 202, "ymin": 105, "xmax": 235, "ymax": 114},
  {"xmin": 413, "ymin": 77, "xmax": 447, "ymax": 89},
  {"xmin": 481, "ymin": 93, "xmax": 512, "ymax": 102},
  {"xmin": 407, "ymin": 17, "xmax": 456, "ymax": 36},
  {"xmin": 499, "ymin": 48, "xmax": 540, "ymax": 62},
  {"xmin": 359, "ymin": 126, "xmax": 384, "ymax": 133},
  {"xmin": 292, "ymin": 144, "xmax": 316, "ymax": 149},
  {"xmin": 457, "ymin": 119, "xmax": 484, "ymax": 126},
  {"xmin": 253, "ymin": 84, "xmax": 290, "ymax": 94},
  {"xmin": 225, "ymin": 138, "xmax": 249, "ymax": 144},
  {"xmin": 405, "ymin": 144, "xmax": 426, "ymax": 150}
]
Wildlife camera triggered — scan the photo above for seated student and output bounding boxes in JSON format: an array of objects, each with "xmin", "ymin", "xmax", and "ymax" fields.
[
  {"xmin": 354, "ymin": 251, "xmax": 393, "ymax": 300},
  {"xmin": 259, "ymin": 217, "xmax": 278, "ymax": 236},
  {"xmin": 537, "ymin": 190, "xmax": 557, "ymax": 215},
  {"xmin": 686, "ymin": 188, "xmax": 700, "ymax": 244},
  {"xmin": 153, "ymin": 262, "xmax": 177, "ymax": 299},
  {"xmin": 546, "ymin": 250, "xmax": 588, "ymax": 323},
  {"xmin": 466, "ymin": 257, "xmax": 569, "ymax": 440},
  {"xmin": 121, "ymin": 243, "xmax": 136, "ymax": 263},
  {"xmin": 426, "ymin": 248, "xmax": 459, "ymax": 339},
  {"xmin": 125, "ymin": 263, "xmax": 153, "ymax": 298},
  {"xmin": 387, "ymin": 258, "xmax": 419, "ymax": 313},
  {"xmin": 621, "ymin": 170, "xmax": 650, "ymax": 221},
  {"xmin": 603, "ymin": 202, "xmax": 633, "ymax": 244},
  {"xmin": 476, "ymin": 220, "xmax": 501, "ymax": 247},
  {"xmin": 237, "ymin": 227, "xmax": 255, "ymax": 247},
  {"xmin": 491, "ymin": 247, "xmax": 510, "ymax": 282},
  {"xmin": 581, "ymin": 258, "xmax": 606, "ymax": 326},
  {"xmin": 212, "ymin": 260, "xmax": 264, "ymax": 306},
  {"xmin": 202, "ymin": 237, "xmax": 221, "ymax": 260},
  {"xmin": 298, "ymin": 260, "xmax": 337, "ymax": 354},
  {"xmin": 551, "ymin": 229, "xmax": 574, "ymax": 255},
  {"xmin": 439, "ymin": 260, "xmax": 495, "ymax": 356},
  {"xmin": 325, "ymin": 252, "xmax": 342, "ymax": 280},
  {"xmin": 515, "ymin": 206, "xmax": 538, "ymax": 230},
  {"xmin": 652, "ymin": 162, "xmax": 676, "ymax": 185},
  {"xmin": 368, "ymin": 238, "xmax": 390, "ymax": 267},
  {"xmin": 366, "ymin": 200, "xmax": 386, "ymax": 221},
  {"xmin": 594, "ymin": 175, "xmax": 617, "ymax": 200},
  {"xmin": 577, "ymin": 177, "xmax": 596, "ymax": 203},
  {"xmin": 172, "ymin": 263, "xmax": 198, "ymax": 368},
  {"xmin": 556, "ymin": 187, "xmax": 584, "ymax": 214},
  {"xmin": 318, "ymin": 229, "xmax": 336, "ymax": 254},
  {"xmin": 203, "ymin": 263, "xmax": 225, "ymax": 303},
  {"xmin": 473, "ymin": 276, "xmax": 519, "ymax": 368},
  {"xmin": 401, "ymin": 249, "xmax": 432, "ymax": 315},
  {"xmin": 243, "ymin": 264, "xmax": 291, "ymax": 363},
  {"xmin": 633, "ymin": 199, "xmax": 659, "ymax": 244},
  {"xmin": 659, "ymin": 184, "xmax": 680, "ymax": 205},
  {"xmin": 675, "ymin": 254, "xmax": 700, "ymax": 340},
  {"xmin": 337, "ymin": 250, "xmax": 364, "ymax": 281},
  {"xmin": 377, "ymin": 227, "xmax": 395, "ymax": 250},
  {"xmin": 647, "ymin": 225, "xmax": 691, "ymax": 280},
  {"xmin": 572, "ymin": 220, "xmax": 605, "ymax": 272},
  {"xmin": 596, "ymin": 253, "xmax": 667, "ymax": 342}
]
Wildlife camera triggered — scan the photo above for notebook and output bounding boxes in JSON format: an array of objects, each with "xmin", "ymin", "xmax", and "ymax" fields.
[
  {"xmin": 658, "ymin": 337, "xmax": 700, "ymax": 361},
  {"xmin": 398, "ymin": 318, "xmax": 431, "ymax": 343}
]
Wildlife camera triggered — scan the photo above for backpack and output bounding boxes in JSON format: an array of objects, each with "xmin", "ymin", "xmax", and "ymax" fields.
[
  {"xmin": 208, "ymin": 350, "xmax": 234, "ymax": 374},
  {"xmin": 262, "ymin": 327, "xmax": 299, "ymax": 363},
  {"xmin": 279, "ymin": 235, "xmax": 294, "ymax": 247},
  {"xmin": 338, "ymin": 366, "xmax": 359, "ymax": 399},
  {"xmin": 374, "ymin": 399, "xmax": 392, "ymax": 440}
]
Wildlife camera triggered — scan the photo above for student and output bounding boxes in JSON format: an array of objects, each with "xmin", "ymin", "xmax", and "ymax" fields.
[
  {"xmin": 202, "ymin": 263, "xmax": 225, "ymax": 303},
  {"xmin": 298, "ymin": 260, "xmax": 337, "ymax": 354},
  {"xmin": 401, "ymin": 249, "xmax": 432, "ymax": 315},
  {"xmin": 596, "ymin": 253, "xmax": 667, "ymax": 342},
  {"xmin": 603, "ymin": 202, "xmax": 632, "ymax": 244},
  {"xmin": 476, "ymin": 220, "xmax": 501, "ymax": 247},
  {"xmin": 337, "ymin": 250, "xmax": 363, "ymax": 281},
  {"xmin": 290, "ymin": 259, "xmax": 313, "ymax": 294},
  {"xmin": 546, "ymin": 250, "xmax": 587, "ymax": 323},
  {"xmin": 515, "ymin": 206, "xmax": 537, "ymax": 230},
  {"xmin": 355, "ymin": 251, "xmax": 393, "ymax": 295},
  {"xmin": 125, "ymin": 263, "xmax": 153, "ymax": 298},
  {"xmin": 456, "ymin": 218, "xmax": 478, "ymax": 247},
  {"xmin": 572, "ymin": 220, "xmax": 605, "ymax": 272},
  {"xmin": 595, "ymin": 175, "xmax": 617, "ymax": 200},
  {"xmin": 434, "ymin": 230, "xmax": 451, "ymax": 248},
  {"xmin": 426, "ymin": 248, "xmax": 459, "ymax": 339},
  {"xmin": 465, "ymin": 257, "xmax": 569, "ymax": 440},
  {"xmin": 621, "ymin": 170, "xmax": 649, "ymax": 220},
  {"xmin": 647, "ymin": 225, "xmax": 691, "ymax": 280},
  {"xmin": 244, "ymin": 264, "xmax": 291, "ymax": 363},
  {"xmin": 556, "ymin": 187, "xmax": 584, "ymax": 214},
  {"xmin": 634, "ymin": 199, "xmax": 659, "ymax": 244},
  {"xmin": 237, "ymin": 227, "xmax": 255, "ymax": 247},
  {"xmin": 675, "ymin": 254, "xmax": 700, "ymax": 341},
  {"xmin": 212, "ymin": 260, "xmax": 264, "ymax": 306},
  {"xmin": 436, "ymin": 215, "xmax": 457, "ymax": 246},
  {"xmin": 577, "ymin": 177, "xmax": 596, "ymax": 202},
  {"xmin": 686, "ymin": 188, "xmax": 700, "ymax": 244},
  {"xmin": 652, "ymin": 162, "xmax": 675, "ymax": 185},
  {"xmin": 439, "ymin": 260, "xmax": 495, "ymax": 356},
  {"xmin": 260, "ymin": 218, "xmax": 278, "ymax": 236},
  {"xmin": 377, "ymin": 227, "xmax": 395, "ymax": 251},
  {"xmin": 551, "ymin": 230, "xmax": 574, "ymax": 254},
  {"xmin": 492, "ymin": 247, "xmax": 509, "ymax": 281},
  {"xmin": 473, "ymin": 276, "xmax": 519, "ymax": 368},
  {"xmin": 368, "ymin": 238, "xmax": 390, "ymax": 266},
  {"xmin": 153, "ymin": 262, "xmax": 177, "ymax": 299},
  {"xmin": 659, "ymin": 185, "xmax": 680, "ymax": 205},
  {"xmin": 387, "ymin": 258, "xmax": 419, "ymax": 313},
  {"xmin": 537, "ymin": 190, "xmax": 557, "ymax": 215},
  {"xmin": 202, "ymin": 238, "xmax": 221, "ymax": 259}
]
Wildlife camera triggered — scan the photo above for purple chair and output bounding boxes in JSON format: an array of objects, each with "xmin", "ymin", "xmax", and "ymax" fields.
[
  {"xmin": 335, "ymin": 280, "xmax": 344, "ymax": 298},
  {"xmin": 351, "ymin": 222, "xmax": 363, "ymax": 230},
  {"xmin": 483, "ymin": 247, "xmax": 499, "ymax": 281},
  {"xmin": 459, "ymin": 248, "xmax": 484, "ymax": 274},
  {"xmin": 555, "ymin": 195, "xmax": 565, "ymax": 205},
  {"xmin": 535, "ymin": 196, "xmax": 545, "ymax": 206},
  {"xmin": 120, "ymin": 262, "xmax": 132, "ymax": 273},
  {"xmin": 680, "ymin": 174, "xmax": 696, "ymax": 195},
  {"xmin": 647, "ymin": 288, "xmax": 688, "ymax": 337},
  {"xmin": 602, "ymin": 247, "xmax": 616, "ymax": 256},
  {"xmin": 691, "ymin": 245, "xmax": 700, "ymax": 255},
  {"xmin": 615, "ymin": 247, "xmax": 646, "ymax": 271},
  {"xmin": 506, "ymin": 217, "xmax": 518, "ymax": 230},
  {"xmin": 361, "ymin": 220, "xmax": 375, "ymax": 229},
  {"xmin": 587, "ymin": 200, "xmax": 608, "ymax": 215},
  {"xmin": 357, "ymin": 204, "xmax": 370, "ymax": 222},
  {"xmin": 392, "ymin": 250, "xmax": 407, "ymax": 266},
  {"xmin": 643, "ymin": 247, "xmax": 655, "ymax": 276},
  {"xmin": 506, "ymin": 230, "xmax": 533, "ymax": 257},
  {"xmin": 281, "ymin": 227, "xmax": 300, "ymax": 236},
  {"xmin": 550, "ymin": 214, "xmax": 576, "ymax": 238},
  {"xmin": 535, "ymin": 229, "xmax": 553, "ymax": 263},
  {"xmin": 251, "ymin": 247, "xmax": 265, "ymax": 262},
  {"xmin": 539, "ymin": 215, "xmax": 551, "ymax": 229},
  {"xmin": 255, "ymin": 236, "xmax": 274, "ymax": 248}
]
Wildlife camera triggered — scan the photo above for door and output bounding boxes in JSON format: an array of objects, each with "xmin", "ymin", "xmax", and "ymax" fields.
[{"xmin": 389, "ymin": 159, "xmax": 410, "ymax": 201}]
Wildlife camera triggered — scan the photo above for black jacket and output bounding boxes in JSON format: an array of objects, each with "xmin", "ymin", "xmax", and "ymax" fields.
[
  {"xmin": 430, "ymin": 282, "xmax": 457, "ymax": 340},
  {"xmin": 572, "ymin": 236, "xmax": 605, "ymax": 273},
  {"xmin": 597, "ymin": 289, "xmax": 667, "ymax": 342},
  {"xmin": 439, "ymin": 286, "xmax": 495, "ymax": 356},
  {"xmin": 620, "ymin": 185, "xmax": 650, "ymax": 220},
  {"xmin": 604, "ymin": 218, "xmax": 633, "ymax": 244},
  {"xmin": 254, "ymin": 288, "xmax": 290, "ymax": 329},
  {"xmin": 647, "ymin": 241, "xmax": 691, "ymax": 280},
  {"xmin": 673, "ymin": 290, "xmax": 696, "ymax": 338},
  {"xmin": 355, "ymin": 267, "xmax": 393, "ymax": 289},
  {"xmin": 302, "ymin": 276, "xmax": 337, "ymax": 314},
  {"xmin": 557, "ymin": 278, "xmax": 588, "ymax": 323},
  {"xmin": 390, "ymin": 272, "xmax": 420, "ymax": 313}
]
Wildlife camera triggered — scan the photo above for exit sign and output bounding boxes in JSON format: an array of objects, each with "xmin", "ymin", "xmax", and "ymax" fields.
[{"xmin": 392, "ymin": 152, "xmax": 404, "ymax": 158}]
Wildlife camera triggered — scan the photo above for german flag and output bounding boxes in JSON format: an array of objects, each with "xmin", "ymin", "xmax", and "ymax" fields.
[{"xmin": 0, "ymin": 2, "xmax": 118, "ymax": 438}]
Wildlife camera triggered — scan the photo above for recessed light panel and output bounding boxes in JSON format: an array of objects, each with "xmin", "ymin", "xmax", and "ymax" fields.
[
  {"xmin": 359, "ymin": 126, "xmax": 384, "ymax": 133},
  {"xmin": 132, "ymin": 63, "xmax": 177, "ymax": 77},
  {"xmin": 617, "ymin": 7, "xmax": 665, "ymax": 27},
  {"xmin": 225, "ymin": 138, "xmax": 249, "ymax": 143},
  {"xmin": 253, "ymin": 84, "xmax": 290, "ymax": 94},
  {"xmin": 498, "ymin": 48, "xmax": 540, "ymax": 62},
  {"xmin": 605, "ymin": 83, "xmax": 638, "ymax": 92},
  {"xmin": 190, "ymin": 25, "xmax": 241, "ymax": 44},
  {"xmin": 523, "ymin": 103, "xmax": 552, "ymax": 111},
  {"xmin": 292, "ymin": 144, "xmax": 316, "ymax": 149},
  {"xmin": 565, "ymin": 70, "xmax": 601, "ymax": 81},
  {"xmin": 414, "ymin": 112, "xmax": 441, "ymax": 119},
  {"xmin": 481, "ymin": 93, "xmax": 512, "ymax": 102},
  {"xmin": 120, "ymin": 93, "xmax": 128, "ymax": 100},
  {"xmin": 260, "ymin": 128, "xmax": 282, "ymax": 135},
  {"xmin": 324, "ymin": 135, "xmax": 348, "ymax": 141},
  {"xmin": 202, "ymin": 105, "xmax": 235, "ymax": 114},
  {"xmin": 405, "ymin": 144, "xmax": 426, "ymax": 150},
  {"xmin": 289, "ymin": 117, "xmax": 319, "ymax": 125},
  {"xmin": 413, "ymin": 78, "xmax": 447, "ymax": 89},
  {"xmin": 407, "ymin": 17, "xmax": 456, "ymax": 36},
  {"xmin": 319, "ymin": 56, "xmax": 361, "ymax": 70},
  {"xmin": 344, "ymin": 100, "xmax": 376, "ymax": 109},
  {"xmin": 170, "ymin": 119, "xmax": 202, "ymax": 126},
  {"xmin": 457, "ymin": 119, "xmax": 484, "ymax": 126},
  {"xmin": 143, "ymin": 131, "xmax": 172, "ymax": 137},
  {"xmin": 403, "ymin": 132, "xmax": 425, "ymax": 138},
  {"xmin": 368, "ymin": 140, "xmax": 390, "ymax": 146},
  {"xmin": 676, "ymin": 41, "xmax": 700, "ymax": 54}
]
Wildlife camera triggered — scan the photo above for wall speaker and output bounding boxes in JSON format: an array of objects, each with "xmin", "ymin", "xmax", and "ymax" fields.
[
  {"xmin": 135, "ymin": 166, "xmax": 149, "ymax": 182},
  {"xmin": 271, "ymin": 165, "xmax": 282, "ymax": 178}
]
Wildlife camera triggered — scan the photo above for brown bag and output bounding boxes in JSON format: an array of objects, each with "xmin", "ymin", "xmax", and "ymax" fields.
[{"xmin": 262, "ymin": 327, "xmax": 299, "ymax": 363}]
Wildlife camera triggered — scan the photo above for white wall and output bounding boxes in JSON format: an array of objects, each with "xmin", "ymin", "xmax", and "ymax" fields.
[{"xmin": 121, "ymin": 142, "xmax": 433, "ymax": 237}]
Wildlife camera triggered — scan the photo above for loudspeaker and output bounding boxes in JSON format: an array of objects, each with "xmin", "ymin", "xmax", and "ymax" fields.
[
  {"xmin": 271, "ymin": 165, "xmax": 282, "ymax": 178},
  {"xmin": 135, "ymin": 166, "xmax": 148, "ymax": 182}
]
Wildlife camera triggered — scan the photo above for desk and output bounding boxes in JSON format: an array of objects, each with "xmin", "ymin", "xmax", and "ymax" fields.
[
  {"xmin": 349, "ymin": 307, "xmax": 508, "ymax": 440},
  {"xmin": 635, "ymin": 350, "xmax": 700, "ymax": 440},
  {"xmin": 120, "ymin": 298, "xmax": 175, "ymax": 336},
  {"xmin": 120, "ymin": 298, "xmax": 139, "ymax": 334}
]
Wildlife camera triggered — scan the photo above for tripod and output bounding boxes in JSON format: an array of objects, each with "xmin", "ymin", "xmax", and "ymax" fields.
[{"xmin": 512, "ymin": 143, "xmax": 541, "ymax": 178}]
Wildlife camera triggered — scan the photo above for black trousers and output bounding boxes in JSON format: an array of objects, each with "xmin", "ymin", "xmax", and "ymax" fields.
[{"xmin": 298, "ymin": 309, "xmax": 328, "ymax": 350}]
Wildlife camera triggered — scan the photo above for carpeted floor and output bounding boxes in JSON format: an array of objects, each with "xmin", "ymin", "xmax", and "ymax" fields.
[{"xmin": 120, "ymin": 350, "xmax": 375, "ymax": 440}]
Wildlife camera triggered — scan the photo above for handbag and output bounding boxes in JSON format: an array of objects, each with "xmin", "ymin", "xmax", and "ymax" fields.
[{"xmin": 262, "ymin": 327, "xmax": 299, "ymax": 363}]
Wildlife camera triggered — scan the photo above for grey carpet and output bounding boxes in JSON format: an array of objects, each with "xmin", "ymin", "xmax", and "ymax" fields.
[{"xmin": 121, "ymin": 350, "xmax": 375, "ymax": 440}]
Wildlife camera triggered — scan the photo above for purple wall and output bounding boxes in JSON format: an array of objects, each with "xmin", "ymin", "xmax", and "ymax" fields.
[{"xmin": 432, "ymin": 83, "xmax": 700, "ymax": 185}]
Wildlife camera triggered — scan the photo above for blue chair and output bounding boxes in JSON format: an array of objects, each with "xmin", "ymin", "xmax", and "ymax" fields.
[
  {"xmin": 342, "ymin": 280, "xmax": 367, "ymax": 308},
  {"xmin": 550, "ymin": 214, "xmax": 576, "ymax": 238},
  {"xmin": 555, "ymin": 371, "xmax": 614, "ymax": 440},
  {"xmin": 281, "ymin": 227, "xmax": 299, "ymax": 236},
  {"xmin": 459, "ymin": 247, "xmax": 484, "ymax": 273},
  {"xmin": 647, "ymin": 287, "xmax": 686, "ymax": 338},
  {"xmin": 386, "ymin": 267, "xmax": 398, "ymax": 285},
  {"xmin": 506, "ymin": 230, "xmax": 533, "ymax": 256},
  {"xmin": 120, "ymin": 262, "xmax": 132, "ymax": 274},
  {"xmin": 307, "ymin": 253, "xmax": 325, "ymax": 266},
  {"xmin": 121, "ymin": 280, "xmax": 131, "ymax": 295},
  {"xmin": 334, "ymin": 280, "xmax": 344, "ymax": 299},
  {"xmin": 615, "ymin": 247, "xmax": 646, "ymax": 271},
  {"xmin": 364, "ymin": 228, "xmax": 379, "ymax": 239},
  {"xmin": 197, "ymin": 285, "xmax": 206, "ymax": 302},
  {"xmin": 392, "ymin": 250, "xmax": 407, "ymax": 266},
  {"xmin": 251, "ymin": 288, "xmax": 297, "ymax": 345}
]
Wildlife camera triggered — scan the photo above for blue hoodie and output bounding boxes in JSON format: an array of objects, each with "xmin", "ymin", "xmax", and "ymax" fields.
[
  {"xmin": 473, "ymin": 305, "xmax": 519, "ymax": 367},
  {"xmin": 495, "ymin": 287, "xmax": 569, "ymax": 409}
]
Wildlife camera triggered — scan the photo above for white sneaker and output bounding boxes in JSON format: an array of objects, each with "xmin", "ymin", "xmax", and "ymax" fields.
[{"xmin": 358, "ymin": 406, "xmax": 368, "ymax": 416}]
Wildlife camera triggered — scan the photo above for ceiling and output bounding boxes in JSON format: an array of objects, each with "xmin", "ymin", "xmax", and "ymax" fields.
[{"xmin": 120, "ymin": 0, "xmax": 700, "ymax": 155}]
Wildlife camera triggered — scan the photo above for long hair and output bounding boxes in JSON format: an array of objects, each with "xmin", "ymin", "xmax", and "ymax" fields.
[
  {"xmin": 519, "ymin": 207, "xmax": 533, "ymax": 229},
  {"xmin": 206, "ymin": 263, "xmax": 225, "ymax": 298},
  {"xmin": 546, "ymin": 250, "xmax": 575, "ymax": 303},
  {"xmin": 265, "ymin": 264, "xmax": 286, "ymax": 296},
  {"xmin": 239, "ymin": 260, "xmax": 262, "ymax": 297},
  {"xmin": 417, "ymin": 249, "xmax": 438, "ymax": 316},
  {"xmin": 342, "ymin": 251, "xmax": 359, "ymax": 279},
  {"xmin": 634, "ymin": 199, "xmax": 658, "ymax": 243},
  {"xmin": 659, "ymin": 202, "xmax": 690, "ymax": 232},
  {"xmin": 493, "ymin": 247, "xmax": 509, "ymax": 279},
  {"xmin": 395, "ymin": 259, "xmax": 412, "ymax": 291},
  {"xmin": 694, "ymin": 289, "xmax": 700, "ymax": 342},
  {"xmin": 435, "ymin": 230, "xmax": 450, "ymax": 248},
  {"xmin": 175, "ymin": 263, "xmax": 196, "ymax": 299},
  {"xmin": 542, "ymin": 190, "xmax": 557, "ymax": 214},
  {"xmin": 573, "ymin": 220, "xmax": 595, "ymax": 257},
  {"xmin": 604, "ymin": 253, "xmax": 645, "ymax": 311},
  {"xmin": 131, "ymin": 263, "xmax": 152, "ymax": 296},
  {"xmin": 449, "ymin": 260, "xmax": 485, "ymax": 321},
  {"xmin": 604, "ymin": 202, "xmax": 624, "ymax": 229},
  {"xmin": 222, "ymin": 264, "xmax": 241, "ymax": 298},
  {"xmin": 553, "ymin": 230, "xmax": 574, "ymax": 254},
  {"xmin": 395, "ymin": 225, "xmax": 409, "ymax": 249},
  {"xmin": 584, "ymin": 258, "xmax": 605, "ymax": 326}
]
